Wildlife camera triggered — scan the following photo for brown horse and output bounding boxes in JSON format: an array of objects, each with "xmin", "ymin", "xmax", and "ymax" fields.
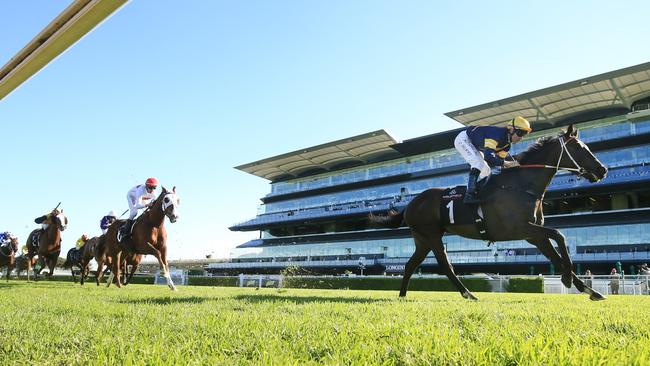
[
  {"xmin": 26, "ymin": 209, "xmax": 67, "ymax": 280},
  {"xmin": 0, "ymin": 237, "xmax": 19, "ymax": 281},
  {"xmin": 371, "ymin": 125, "xmax": 608, "ymax": 300},
  {"xmin": 102, "ymin": 186, "xmax": 179, "ymax": 290}
]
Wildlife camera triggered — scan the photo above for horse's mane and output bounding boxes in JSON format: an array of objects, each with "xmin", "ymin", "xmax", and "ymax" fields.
[{"xmin": 516, "ymin": 135, "xmax": 557, "ymax": 164}]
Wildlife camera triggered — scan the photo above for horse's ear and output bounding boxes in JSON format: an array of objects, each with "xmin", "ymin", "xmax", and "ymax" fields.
[
  {"xmin": 162, "ymin": 186, "xmax": 168, "ymax": 193},
  {"xmin": 566, "ymin": 124, "xmax": 578, "ymax": 137},
  {"xmin": 172, "ymin": 186, "xmax": 176, "ymax": 193}
]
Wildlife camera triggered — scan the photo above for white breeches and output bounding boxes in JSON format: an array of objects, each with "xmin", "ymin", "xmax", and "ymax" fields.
[{"xmin": 454, "ymin": 131, "xmax": 491, "ymax": 180}]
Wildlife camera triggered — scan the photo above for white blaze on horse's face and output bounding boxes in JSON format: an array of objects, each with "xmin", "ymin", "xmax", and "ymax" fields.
[
  {"xmin": 161, "ymin": 193, "xmax": 180, "ymax": 223},
  {"xmin": 55, "ymin": 212, "xmax": 67, "ymax": 231}
]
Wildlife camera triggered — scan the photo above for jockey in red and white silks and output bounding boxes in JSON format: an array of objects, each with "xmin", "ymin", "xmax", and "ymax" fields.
[{"xmin": 126, "ymin": 177, "xmax": 158, "ymax": 220}]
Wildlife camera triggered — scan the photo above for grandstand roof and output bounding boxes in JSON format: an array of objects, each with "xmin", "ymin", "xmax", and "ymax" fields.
[
  {"xmin": 0, "ymin": 0, "xmax": 128, "ymax": 101},
  {"xmin": 445, "ymin": 61, "xmax": 650, "ymax": 129},
  {"xmin": 235, "ymin": 130, "xmax": 400, "ymax": 181}
]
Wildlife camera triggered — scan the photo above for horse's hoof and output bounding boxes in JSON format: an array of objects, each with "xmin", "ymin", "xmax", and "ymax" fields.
[
  {"xmin": 589, "ymin": 291, "xmax": 606, "ymax": 301},
  {"xmin": 462, "ymin": 291, "xmax": 478, "ymax": 301},
  {"xmin": 561, "ymin": 274, "xmax": 572, "ymax": 288}
]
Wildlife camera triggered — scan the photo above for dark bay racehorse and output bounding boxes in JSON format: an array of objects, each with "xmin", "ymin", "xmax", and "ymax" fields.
[
  {"xmin": 102, "ymin": 186, "xmax": 180, "ymax": 290},
  {"xmin": 371, "ymin": 125, "xmax": 608, "ymax": 300},
  {"xmin": 0, "ymin": 236, "xmax": 19, "ymax": 281},
  {"xmin": 63, "ymin": 247, "xmax": 83, "ymax": 282},
  {"xmin": 14, "ymin": 254, "xmax": 30, "ymax": 278},
  {"xmin": 26, "ymin": 209, "xmax": 67, "ymax": 280},
  {"xmin": 63, "ymin": 236, "xmax": 100, "ymax": 285}
]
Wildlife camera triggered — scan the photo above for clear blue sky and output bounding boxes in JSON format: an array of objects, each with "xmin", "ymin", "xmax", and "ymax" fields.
[{"xmin": 1, "ymin": 1, "xmax": 649, "ymax": 259}]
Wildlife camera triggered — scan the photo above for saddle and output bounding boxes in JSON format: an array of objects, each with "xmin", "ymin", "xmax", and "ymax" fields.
[{"xmin": 440, "ymin": 185, "xmax": 493, "ymax": 243}]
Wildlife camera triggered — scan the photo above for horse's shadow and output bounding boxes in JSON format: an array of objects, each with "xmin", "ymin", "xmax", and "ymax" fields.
[
  {"xmin": 234, "ymin": 293, "xmax": 389, "ymax": 305},
  {"xmin": 113, "ymin": 296, "xmax": 209, "ymax": 305}
]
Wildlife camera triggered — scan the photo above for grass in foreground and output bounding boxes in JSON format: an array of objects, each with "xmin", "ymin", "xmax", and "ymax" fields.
[{"xmin": 0, "ymin": 281, "xmax": 649, "ymax": 365}]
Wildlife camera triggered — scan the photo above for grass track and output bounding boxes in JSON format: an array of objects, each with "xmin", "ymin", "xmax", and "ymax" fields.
[{"xmin": 1, "ymin": 282, "xmax": 649, "ymax": 365}]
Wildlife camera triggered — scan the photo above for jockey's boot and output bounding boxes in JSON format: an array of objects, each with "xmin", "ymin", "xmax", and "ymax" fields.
[
  {"xmin": 119, "ymin": 220, "xmax": 134, "ymax": 241},
  {"xmin": 463, "ymin": 168, "xmax": 482, "ymax": 204}
]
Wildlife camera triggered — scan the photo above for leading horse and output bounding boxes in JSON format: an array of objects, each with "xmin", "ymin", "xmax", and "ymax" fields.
[
  {"xmin": 26, "ymin": 209, "xmax": 67, "ymax": 280},
  {"xmin": 102, "ymin": 186, "xmax": 179, "ymax": 290},
  {"xmin": 371, "ymin": 125, "xmax": 608, "ymax": 300},
  {"xmin": 0, "ymin": 236, "xmax": 19, "ymax": 281}
]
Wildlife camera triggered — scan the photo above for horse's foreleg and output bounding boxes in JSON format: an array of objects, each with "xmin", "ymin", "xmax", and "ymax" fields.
[
  {"xmin": 126, "ymin": 262, "xmax": 138, "ymax": 285},
  {"xmin": 145, "ymin": 242, "xmax": 176, "ymax": 291},
  {"xmin": 95, "ymin": 257, "xmax": 105, "ymax": 286},
  {"xmin": 525, "ymin": 223, "xmax": 573, "ymax": 288},
  {"xmin": 27, "ymin": 257, "xmax": 31, "ymax": 282},
  {"xmin": 113, "ymin": 251, "xmax": 122, "ymax": 288}
]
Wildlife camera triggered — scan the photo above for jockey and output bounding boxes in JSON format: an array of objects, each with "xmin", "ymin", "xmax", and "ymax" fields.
[
  {"xmin": 120, "ymin": 177, "xmax": 158, "ymax": 239},
  {"xmin": 454, "ymin": 116, "xmax": 532, "ymax": 204},
  {"xmin": 0, "ymin": 232, "xmax": 17, "ymax": 253},
  {"xmin": 0, "ymin": 231, "xmax": 12, "ymax": 245},
  {"xmin": 100, "ymin": 209, "xmax": 117, "ymax": 234},
  {"xmin": 76, "ymin": 234, "xmax": 89, "ymax": 250},
  {"xmin": 34, "ymin": 209, "xmax": 61, "ymax": 230}
]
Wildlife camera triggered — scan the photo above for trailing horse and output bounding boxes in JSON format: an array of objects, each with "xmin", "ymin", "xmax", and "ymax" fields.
[
  {"xmin": 26, "ymin": 209, "xmax": 67, "ymax": 280},
  {"xmin": 63, "ymin": 236, "xmax": 100, "ymax": 285},
  {"xmin": 370, "ymin": 125, "xmax": 608, "ymax": 300},
  {"xmin": 101, "ymin": 186, "xmax": 180, "ymax": 290},
  {"xmin": 0, "ymin": 236, "xmax": 19, "ymax": 281}
]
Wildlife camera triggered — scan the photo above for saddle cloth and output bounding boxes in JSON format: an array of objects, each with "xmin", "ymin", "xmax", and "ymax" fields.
[
  {"xmin": 439, "ymin": 185, "xmax": 493, "ymax": 242},
  {"xmin": 31, "ymin": 231, "xmax": 41, "ymax": 250}
]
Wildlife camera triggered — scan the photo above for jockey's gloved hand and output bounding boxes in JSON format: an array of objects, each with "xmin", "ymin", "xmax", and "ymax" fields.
[{"xmin": 503, "ymin": 160, "xmax": 520, "ymax": 169}]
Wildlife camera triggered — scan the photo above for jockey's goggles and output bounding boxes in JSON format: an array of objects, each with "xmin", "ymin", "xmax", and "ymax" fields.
[
  {"xmin": 514, "ymin": 129, "xmax": 529, "ymax": 137},
  {"xmin": 146, "ymin": 186, "xmax": 157, "ymax": 191}
]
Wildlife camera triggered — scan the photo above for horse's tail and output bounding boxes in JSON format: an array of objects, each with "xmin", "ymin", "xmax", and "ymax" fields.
[
  {"xmin": 368, "ymin": 209, "xmax": 405, "ymax": 229},
  {"xmin": 63, "ymin": 249, "xmax": 74, "ymax": 269}
]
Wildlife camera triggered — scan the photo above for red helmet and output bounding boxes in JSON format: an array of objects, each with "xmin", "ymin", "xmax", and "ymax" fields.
[{"xmin": 145, "ymin": 177, "xmax": 158, "ymax": 187}]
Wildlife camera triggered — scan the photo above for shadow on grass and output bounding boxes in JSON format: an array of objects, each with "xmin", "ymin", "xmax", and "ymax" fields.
[
  {"xmin": 234, "ymin": 293, "xmax": 389, "ymax": 304},
  {"xmin": 114, "ymin": 296, "xmax": 211, "ymax": 305}
]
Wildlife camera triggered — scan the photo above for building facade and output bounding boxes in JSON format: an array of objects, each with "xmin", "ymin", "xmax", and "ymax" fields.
[{"xmin": 209, "ymin": 63, "xmax": 650, "ymax": 276}]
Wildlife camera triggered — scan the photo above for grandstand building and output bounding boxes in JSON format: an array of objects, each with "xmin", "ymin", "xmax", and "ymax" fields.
[{"xmin": 209, "ymin": 62, "xmax": 650, "ymax": 276}]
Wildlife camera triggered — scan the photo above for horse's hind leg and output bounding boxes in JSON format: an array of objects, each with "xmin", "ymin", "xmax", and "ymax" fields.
[
  {"xmin": 399, "ymin": 234, "xmax": 430, "ymax": 297},
  {"xmin": 423, "ymin": 230, "xmax": 478, "ymax": 300}
]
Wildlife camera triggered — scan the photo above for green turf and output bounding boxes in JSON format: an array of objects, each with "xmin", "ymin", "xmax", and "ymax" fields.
[{"xmin": 0, "ymin": 282, "xmax": 649, "ymax": 365}]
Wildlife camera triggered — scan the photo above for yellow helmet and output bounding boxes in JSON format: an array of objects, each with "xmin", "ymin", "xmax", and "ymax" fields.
[{"xmin": 510, "ymin": 116, "xmax": 532, "ymax": 132}]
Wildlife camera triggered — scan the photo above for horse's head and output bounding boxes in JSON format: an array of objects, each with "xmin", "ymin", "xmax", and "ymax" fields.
[
  {"xmin": 559, "ymin": 125, "xmax": 608, "ymax": 183},
  {"xmin": 160, "ymin": 186, "xmax": 180, "ymax": 223},
  {"xmin": 53, "ymin": 210, "xmax": 68, "ymax": 231}
]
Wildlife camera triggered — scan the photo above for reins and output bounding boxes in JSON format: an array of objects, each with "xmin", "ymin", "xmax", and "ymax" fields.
[{"xmin": 513, "ymin": 136, "xmax": 585, "ymax": 174}]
